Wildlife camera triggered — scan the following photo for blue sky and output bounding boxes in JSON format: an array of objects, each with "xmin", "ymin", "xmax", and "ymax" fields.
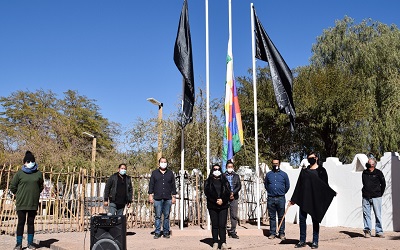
[{"xmin": 1, "ymin": 0, "xmax": 400, "ymax": 133}]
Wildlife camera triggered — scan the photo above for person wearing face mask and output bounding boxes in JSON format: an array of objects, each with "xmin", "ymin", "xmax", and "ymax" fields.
[
  {"xmin": 205, "ymin": 164, "xmax": 232, "ymax": 250},
  {"xmin": 224, "ymin": 160, "xmax": 241, "ymax": 239},
  {"xmin": 10, "ymin": 151, "xmax": 44, "ymax": 250},
  {"xmin": 361, "ymin": 157, "xmax": 386, "ymax": 238},
  {"xmin": 290, "ymin": 151, "xmax": 336, "ymax": 249},
  {"xmin": 264, "ymin": 158, "xmax": 290, "ymax": 240},
  {"xmin": 148, "ymin": 157, "xmax": 177, "ymax": 239},
  {"xmin": 103, "ymin": 163, "xmax": 133, "ymax": 216}
]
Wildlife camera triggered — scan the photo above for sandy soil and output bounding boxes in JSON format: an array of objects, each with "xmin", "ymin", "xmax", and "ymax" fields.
[{"xmin": 1, "ymin": 222, "xmax": 399, "ymax": 249}]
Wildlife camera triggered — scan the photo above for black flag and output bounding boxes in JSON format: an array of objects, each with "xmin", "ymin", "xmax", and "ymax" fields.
[
  {"xmin": 174, "ymin": 0, "xmax": 195, "ymax": 128},
  {"xmin": 253, "ymin": 7, "xmax": 295, "ymax": 131}
]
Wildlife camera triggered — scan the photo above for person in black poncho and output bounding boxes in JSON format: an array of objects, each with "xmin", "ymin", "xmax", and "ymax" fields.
[
  {"xmin": 289, "ymin": 151, "xmax": 336, "ymax": 249},
  {"xmin": 204, "ymin": 164, "xmax": 232, "ymax": 250}
]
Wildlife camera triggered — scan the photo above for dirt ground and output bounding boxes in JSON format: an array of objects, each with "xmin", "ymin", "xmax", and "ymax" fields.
[{"xmin": 1, "ymin": 222, "xmax": 399, "ymax": 250}]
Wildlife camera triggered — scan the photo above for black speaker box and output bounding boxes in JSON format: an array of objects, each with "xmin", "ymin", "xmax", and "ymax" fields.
[{"xmin": 90, "ymin": 214, "xmax": 127, "ymax": 250}]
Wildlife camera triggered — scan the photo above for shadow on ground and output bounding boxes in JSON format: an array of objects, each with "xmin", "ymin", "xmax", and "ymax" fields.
[
  {"xmin": 340, "ymin": 230, "xmax": 364, "ymax": 238},
  {"xmin": 38, "ymin": 238, "xmax": 59, "ymax": 248},
  {"xmin": 200, "ymin": 238, "xmax": 213, "ymax": 247},
  {"xmin": 278, "ymin": 239, "xmax": 298, "ymax": 245}
]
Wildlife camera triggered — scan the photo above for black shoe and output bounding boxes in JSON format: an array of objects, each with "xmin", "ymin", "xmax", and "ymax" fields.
[
  {"xmin": 163, "ymin": 233, "xmax": 170, "ymax": 239},
  {"xmin": 230, "ymin": 234, "xmax": 239, "ymax": 239},
  {"xmin": 154, "ymin": 233, "xmax": 161, "ymax": 239},
  {"xmin": 13, "ymin": 244, "xmax": 22, "ymax": 250},
  {"xmin": 311, "ymin": 242, "xmax": 319, "ymax": 249},
  {"xmin": 294, "ymin": 242, "xmax": 306, "ymax": 248}
]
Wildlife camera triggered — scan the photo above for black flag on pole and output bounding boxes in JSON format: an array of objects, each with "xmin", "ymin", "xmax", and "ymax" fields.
[
  {"xmin": 253, "ymin": 7, "xmax": 295, "ymax": 131},
  {"xmin": 174, "ymin": 0, "xmax": 195, "ymax": 128}
]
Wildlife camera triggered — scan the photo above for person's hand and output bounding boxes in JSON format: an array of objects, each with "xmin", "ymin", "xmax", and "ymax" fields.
[
  {"xmin": 149, "ymin": 194, "xmax": 154, "ymax": 204},
  {"xmin": 127, "ymin": 203, "xmax": 131, "ymax": 208},
  {"xmin": 288, "ymin": 200, "xmax": 295, "ymax": 206},
  {"xmin": 216, "ymin": 198, "xmax": 223, "ymax": 205},
  {"xmin": 104, "ymin": 201, "xmax": 109, "ymax": 206},
  {"xmin": 230, "ymin": 192, "xmax": 234, "ymax": 201},
  {"xmin": 172, "ymin": 196, "xmax": 176, "ymax": 204}
]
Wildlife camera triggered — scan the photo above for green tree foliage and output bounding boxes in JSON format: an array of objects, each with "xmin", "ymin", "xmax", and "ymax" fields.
[
  {"xmin": 236, "ymin": 67, "xmax": 299, "ymax": 166},
  {"xmin": 127, "ymin": 88, "xmax": 223, "ymax": 175},
  {"xmin": 309, "ymin": 16, "xmax": 400, "ymax": 160},
  {"xmin": 0, "ymin": 89, "xmax": 118, "ymax": 171},
  {"xmin": 235, "ymin": 17, "xmax": 400, "ymax": 165}
]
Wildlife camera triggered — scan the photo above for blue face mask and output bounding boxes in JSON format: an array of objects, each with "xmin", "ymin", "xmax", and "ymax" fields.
[
  {"xmin": 26, "ymin": 162, "xmax": 36, "ymax": 169},
  {"xmin": 119, "ymin": 169, "xmax": 127, "ymax": 175}
]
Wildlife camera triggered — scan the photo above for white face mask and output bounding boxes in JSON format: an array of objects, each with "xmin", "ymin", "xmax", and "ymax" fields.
[
  {"xmin": 119, "ymin": 169, "xmax": 126, "ymax": 175},
  {"xmin": 226, "ymin": 168, "xmax": 234, "ymax": 173},
  {"xmin": 160, "ymin": 162, "xmax": 168, "ymax": 169},
  {"xmin": 25, "ymin": 162, "xmax": 36, "ymax": 169},
  {"xmin": 213, "ymin": 170, "xmax": 221, "ymax": 177}
]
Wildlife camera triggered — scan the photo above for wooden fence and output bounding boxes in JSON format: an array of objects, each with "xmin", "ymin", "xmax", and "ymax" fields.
[{"xmin": 0, "ymin": 165, "xmax": 268, "ymax": 235}]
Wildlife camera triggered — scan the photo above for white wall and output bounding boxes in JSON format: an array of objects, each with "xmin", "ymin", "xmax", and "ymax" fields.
[{"xmin": 281, "ymin": 152, "xmax": 400, "ymax": 232}]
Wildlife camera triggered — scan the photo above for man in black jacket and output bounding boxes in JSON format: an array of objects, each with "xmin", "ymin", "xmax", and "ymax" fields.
[
  {"xmin": 224, "ymin": 160, "xmax": 241, "ymax": 239},
  {"xmin": 362, "ymin": 157, "xmax": 386, "ymax": 238},
  {"xmin": 103, "ymin": 164, "xmax": 133, "ymax": 215},
  {"xmin": 148, "ymin": 157, "xmax": 177, "ymax": 239}
]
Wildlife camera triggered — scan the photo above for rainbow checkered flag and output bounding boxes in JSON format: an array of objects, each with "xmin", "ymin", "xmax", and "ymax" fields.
[{"xmin": 222, "ymin": 37, "xmax": 243, "ymax": 172}]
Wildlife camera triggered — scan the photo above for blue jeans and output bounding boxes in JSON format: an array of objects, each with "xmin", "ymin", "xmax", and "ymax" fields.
[
  {"xmin": 362, "ymin": 197, "xmax": 383, "ymax": 235},
  {"xmin": 154, "ymin": 199, "xmax": 172, "ymax": 235},
  {"xmin": 299, "ymin": 208, "xmax": 319, "ymax": 244},
  {"xmin": 109, "ymin": 203, "xmax": 125, "ymax": 216},
  {"xmin": 267, "ymin": 196, "xmax": 286, "ymax": 235}
]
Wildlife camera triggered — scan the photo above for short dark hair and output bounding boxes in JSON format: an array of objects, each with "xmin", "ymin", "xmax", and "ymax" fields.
[
  {"xmin": 119, "ymin": 163, "xmax": 127, "ymax": 169},
  {"xmin": 271, "ymin": 158, "xmax": 280, "ymax": 164},
  {"xmin": 158, "ymin": 157, "xmax": 168, "ymax": 164},
  {"xmin": 226, "ymin": 160, "xmax": 234, "ymax": 168}
]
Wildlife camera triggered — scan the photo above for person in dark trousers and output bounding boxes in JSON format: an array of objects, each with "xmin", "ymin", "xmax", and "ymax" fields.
[
  {"xmin": 148, "ymin": 157, "xmax": 177, "ymax": 239},
  {"xmin": 10, "ymin": 151, "xmax": 44, "ymax": 250},
  {"xmin": 224, "ymin": 160, "xmax": 241, "ymax": 239},
  {"xmin": 264, "ymin": 158, "xmax": 290, "ymax": 240},
  {"xmin": 290, "ymin": 151, "xmax": 336, "ymax": 249},
  {"xmin": 103, "ymin": 164, "xmax": 133, "ymax": 215},
  {"xmin": 205, "ymin": 164, "xmax": 232, "ymax": 250},
  {"xmin": 362, "ymin": 157, "xmax": 386, "ymax": 238}
]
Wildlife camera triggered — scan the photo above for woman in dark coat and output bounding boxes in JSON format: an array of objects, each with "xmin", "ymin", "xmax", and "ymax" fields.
[{"xmin": 204, "ymin": 164, "xmax": 232, "ymax": 250}]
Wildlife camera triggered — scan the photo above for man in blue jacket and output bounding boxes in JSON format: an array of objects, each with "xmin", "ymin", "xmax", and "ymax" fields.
[
  {"xmin": 225, "ymin": 160, "xmax": 241, "ymax": 239},
  {"xmin": 264, "ymin": 158, "xmax": 290, "ymax": 240}
]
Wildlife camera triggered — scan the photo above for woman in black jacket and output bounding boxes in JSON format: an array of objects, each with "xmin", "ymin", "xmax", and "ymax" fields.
[{"xmin": 204, "ymin": 164, "xmax": 232, "ymax": 250}]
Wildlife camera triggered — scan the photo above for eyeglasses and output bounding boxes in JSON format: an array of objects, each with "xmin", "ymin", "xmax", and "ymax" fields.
[{"xmin": 213, "ymin": 168, "xmax": 220, "ymax": 171}]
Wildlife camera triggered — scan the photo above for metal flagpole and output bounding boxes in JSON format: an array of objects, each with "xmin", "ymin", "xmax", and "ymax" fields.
[
  {"xmin": 180, "ymin": 98, "xmax": 185, "ymax": 230},
  {"xmin": 205, "ymin": 0, "xmax": 211, "ymax": 231},
  {"xmin": 250, "ymin": 2, "xmax": 261, "ymax": 229}
]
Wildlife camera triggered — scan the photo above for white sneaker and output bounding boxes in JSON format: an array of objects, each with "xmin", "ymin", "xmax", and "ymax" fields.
[
  {"xmin": 221, "ymin": 243, "xmax": 231, "ymax": 250},
  {"xmin": 27, "ymin": 244, "xmax": 37, "ymax": 250}
]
